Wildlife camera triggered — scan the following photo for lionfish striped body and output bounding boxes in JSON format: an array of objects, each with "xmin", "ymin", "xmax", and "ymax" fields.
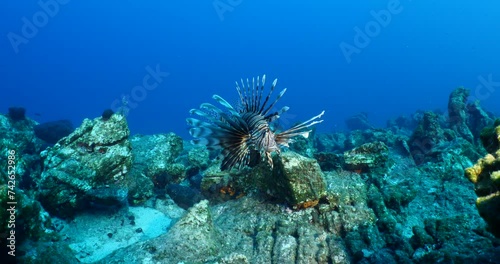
[{"xmin": 187, "ymin": 75, "xmax": 325, "ymax": 170}]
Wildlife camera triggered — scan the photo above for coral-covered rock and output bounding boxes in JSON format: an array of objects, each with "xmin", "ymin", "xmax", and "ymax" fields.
[
  {"xmin": 465, "ymin": 123, "xmax": 500, "ymax": 237},
  {"xmin": 0, "ymin": 185, "xmax": 54, "ymax": 247},
  {"xmin": 271, "ymin": 151, "xmax": 327, "ymax": 209},
  {"xmin": 37, "ymin": 114, "xmax": 132, "ymax": 218},
  {"xmin": 187, "ymin": 145, "xmax": 210, "ymax": 170},
  {"xmin": 201, "ymin": 151, "xmax": 328, "ymax": 208},
  {"xmin": 289, "ymin": 133, "xmax": 316, "ymax": 158},
  {"xmin": 0, "ymin": 114, "xmax": 44, "ymax": 188},
  {"xmin": 321, "ymin": 170, "xmax": 377, "ymax": 234},
  {"xmin": 18, "ymin": 242, "xmax": 78, "ymax": 264},
  {"xmin": 467, "ymin": 100, "xmax": 494, "ymax": 139},
  {"xmin": 149, "ymin": 200, "xmax": 219, "ymax": 262},
  {"xmin": 130, "ymin": 133, "xmax": 184, "ymax": 186},
  {"xmin": 344, "ymin": 141, "xmax": 389, "ymax": 173},
  {"xmin": 448, "ymin": 87, "xmax": 474, "ymax": 142},
  {"xmin": 409, "ymin": 112, "xmax": 454, "ymax": 164},
  {"xmin": 125, "ymin": 133, "xmax": 185, "ymax": 205}
]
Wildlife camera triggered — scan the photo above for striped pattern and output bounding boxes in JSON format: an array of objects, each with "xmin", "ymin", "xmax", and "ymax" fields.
[{"xmin": 187, "ymin": 75, "xmax": 324, "ymax": 170}]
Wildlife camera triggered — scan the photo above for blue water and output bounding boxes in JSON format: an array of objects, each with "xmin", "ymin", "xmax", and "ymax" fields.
[{"xmin": 2, "ymin": 0, "xmax": 499, "ymax": 138}]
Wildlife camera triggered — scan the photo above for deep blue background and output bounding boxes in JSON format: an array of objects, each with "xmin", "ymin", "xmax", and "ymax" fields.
[{"xmin": 2, "ymin": 0, "xmax": 499, "ymax": 138}]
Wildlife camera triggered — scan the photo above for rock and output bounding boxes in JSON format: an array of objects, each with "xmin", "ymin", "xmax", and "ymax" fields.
[
  {"xmin": 123, "ymin": 170, "xmax": 154, "ymax": 205},
  {"xmin": 166, "ymin": 184, "xmax": 204, "ymax": 209},
  {"xmin": 448, "ymin": 87, "xmax": 474, "ymax": 142},
  {"xmin": 344, "ymin": 141, "xmax": 389, "ymax": 173},
  {"xmin": 124, "ymin": 133, "xmax": 185, "ymax": 205},
  {"xmin": 219, "ymin": 253, "xmax": 249, "ymax": 264},
  {"xmin": 200, "ymin": 162, "xmax": 231, "ymax": 198},
  {"xmin": 86, "ymin": 185, "xmax": 129, "ymax": 209},
  {"xmin": 420, "ymin": 215, "xmax": 494, "ymax": 262},
  {"xmin": 289, "ymin": 133, "xmax": 316, "ymax": 158},
  {"xmin": 210, "ymin": 196, "xmax": 348, "ymax": 264},
  {"xmin": 37, "ymin": 114, "xmax": 132, "ymax": 218},
  {"xmin": 321, "ymin": 170, "xmax": 377, "ymax": 234},
  {"xmin": 189, "ymin": 173, "xmax": 203, "ymax": 189},
  {"xmin": 130, "ymin": 133, "xmax": 185, "ymax": 186},
  {"xmin": 188, "ymin": 145, "xmax": 210, "ymax": 169},
  {"xmin": 271, "ymin": 151, "xmax": 327, "ymax": 209},
  {"xmin": 467, "ymin": 100, "xmax": 494, "ymax": 139},
  {"xmin": 345, "ymin": 112, "xmax": 373, "ymax": 131},
  {"xmin": 202, "ymin": 152, "xmax": 327, "ymax": 209},
  {"xmin": 18, "ymin": 242, "xmax": 78, "ymax": 264},
  {"xmin": 0, "ymin": 114, "xmax": 44, "ymax": 188},
  {"xmin": 410, "ymin": 225, "xmax": 435, "ymax": 249},
  {"xmin": 408, "ymin": 112, "xmax": 454, "ymax": 164},
  {"xmin": 149, "ymin": 200, "xmax": 220, "ymax": 262},
  {"xmin": 34, "ymin": 119, "xmax": 74, "ymax": 144},
  {"xmin": 367, "ymin": 184, "xmax": 399, "ymax": 233},
  {"xmin": 0, "ymin": 185, "xmax": 54, "ymax": 247}
]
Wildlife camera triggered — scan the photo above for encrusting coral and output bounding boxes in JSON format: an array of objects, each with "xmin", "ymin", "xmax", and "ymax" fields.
[{"xmin": 465, "ymin": 122, "xmax": 500, "ymax": 237}]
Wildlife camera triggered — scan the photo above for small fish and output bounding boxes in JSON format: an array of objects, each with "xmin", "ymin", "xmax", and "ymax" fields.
[{"xmin": 187, "ymin": 75, "xmax": 324, "ymax": 170}]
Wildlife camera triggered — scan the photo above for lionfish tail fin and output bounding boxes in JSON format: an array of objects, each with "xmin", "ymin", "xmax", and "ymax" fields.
[{"xmin": 187, "ymin": 97, "xmax": 252, "ymax": 170}]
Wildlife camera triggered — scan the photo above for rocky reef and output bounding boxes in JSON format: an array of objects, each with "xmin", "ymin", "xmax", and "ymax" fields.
[{"xmin": 3, "ymin": 86, "xmax": 500, "ymax": 263}]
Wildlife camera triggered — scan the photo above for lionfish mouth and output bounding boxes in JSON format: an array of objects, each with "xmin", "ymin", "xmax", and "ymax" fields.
[{"xmin": 187, "ymin": 75, "xmax": 325, "ymax": 171}]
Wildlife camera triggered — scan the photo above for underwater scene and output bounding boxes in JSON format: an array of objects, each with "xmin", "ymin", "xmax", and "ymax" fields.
[{"xmin": 2, "ymin": 0, "xmax": 500, "ymax": 263}]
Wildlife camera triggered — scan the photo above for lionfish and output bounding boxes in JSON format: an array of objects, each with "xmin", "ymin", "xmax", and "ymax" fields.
[{"xmin": 187, "ymin": 75, "xmax": 325, "ymax": 170}]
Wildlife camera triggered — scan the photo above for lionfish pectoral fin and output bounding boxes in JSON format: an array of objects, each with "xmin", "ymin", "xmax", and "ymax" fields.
[{"xmin": 275, "ymin": 110, "xmax": 325, "ymax": 146}]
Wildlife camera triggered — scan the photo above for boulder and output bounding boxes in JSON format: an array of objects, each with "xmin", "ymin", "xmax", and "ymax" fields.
[
  {"xmin": 37, "ymin": 114, "xmax": 132, "ymax": 218},
  {"xmin": 344, "ymin": 141, "xmax": 389, "ymax": 173},
  {"xmin": 448, "ymin": 87, "xmax": 474, "ymax": 142},
  {"xmin": 271, "ymin": 151, "xmax": 327, "ymax": 209}
]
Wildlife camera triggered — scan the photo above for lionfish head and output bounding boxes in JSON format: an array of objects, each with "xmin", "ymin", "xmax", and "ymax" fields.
[{"xmin": 187, "ymin": 75, "xmax": 324, "ymax": 171}]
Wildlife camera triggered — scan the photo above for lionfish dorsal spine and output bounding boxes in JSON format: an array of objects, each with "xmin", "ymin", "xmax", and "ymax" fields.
[
  {"xmin": 257, "ymin": 75, "xmax": 265, "ymax": 113},
  {"xmin": 259, "ymin": 77, "xmax": 276, "ymax": 115},
  {"xmin": 263, "ymin": 88, "xmax": 287, "ymax": 117}
]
